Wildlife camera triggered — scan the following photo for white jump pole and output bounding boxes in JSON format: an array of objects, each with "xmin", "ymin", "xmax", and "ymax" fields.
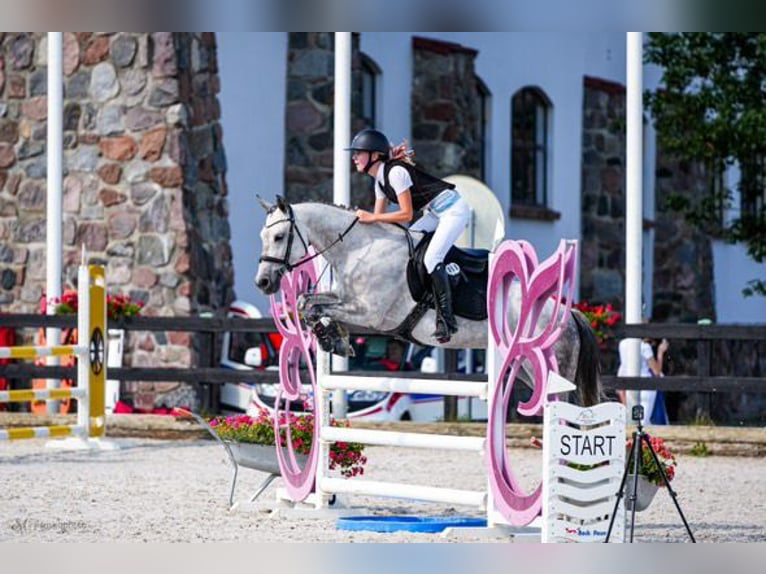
[
  {"xmin": 624, "ymin": 33, "xmax": 644, "ymax": 400},
  {"xmin": 46, "ymin": 32, "xmax": 64, "ymax": 414},
  {"xmin": 331, "ymin": 32, "xmax": 352, "ymax": 419}
]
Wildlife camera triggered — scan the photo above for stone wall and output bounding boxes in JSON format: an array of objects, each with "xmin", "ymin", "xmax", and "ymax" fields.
[
  {"xmin": 580, "ymin": 77, "xmax": 626, "ymax": 311},
  {"xmin": 651, "ymin": 150, "xmax": 766, "ymax": 424},
  {"xmin": 0, "ymin": 32, "xmax": 233, "ymax": 410},
  {"xmin": 411, "ymin": 37, "xmax": 482, "ymax": 179},
  {"xmin": 579, "ymin": 77, "xmax": 627, "ymax": 375},
  {"xmin": 652, "ymin": 155, "xmax": 715, "ymax": 323},
  {"xmin": 579, "ymin": 76, "xmax": 763, "ymax": 424},
  {"xmin": 283, "ymin": 34, "xmax": 484, "ymax": 209},
  {"xmin": 284, "ymin": 33, "xmax": 374, "ymax": 208}
]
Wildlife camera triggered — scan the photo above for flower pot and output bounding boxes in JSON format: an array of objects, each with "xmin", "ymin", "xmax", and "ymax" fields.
[
  {"xmin": 624, "ymin": 474, "xmax": 659, "ymax": 512},
  {"xmin": 226, "ymin": 442, "xmax": 308, "ymax": 475}
]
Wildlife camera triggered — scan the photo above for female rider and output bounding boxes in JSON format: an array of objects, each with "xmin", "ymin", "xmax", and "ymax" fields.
[{"xmin": 347, "ymin": 128, "xmax": 470, "ymax": 343}]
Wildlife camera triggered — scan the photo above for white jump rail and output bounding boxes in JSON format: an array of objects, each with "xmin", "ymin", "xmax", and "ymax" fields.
[{"xmin": 303, "ymin": 239, "xmax": 581, "ymax": 531}]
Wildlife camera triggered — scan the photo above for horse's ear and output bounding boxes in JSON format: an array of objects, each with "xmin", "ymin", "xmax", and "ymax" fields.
[
  {"xmin": 256, "ymin": 195, "xmax": 272, "ymax": 213},
  {"xmin": 276, "ymin": 195, "xmax": 288, "ymax": 213}
]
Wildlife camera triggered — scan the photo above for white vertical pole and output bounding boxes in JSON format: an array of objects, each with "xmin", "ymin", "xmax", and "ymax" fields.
[
  {"xmin": 331, "ymin": 32, "xmax": 352, "ymax": 418},
  {"xmin": 314, "ymin": 346, "xmax": 331, "ymax": 508},
  {"xmin": 625, "ymin": 33, "xmax": 643, "ymax": 399},
  {"xmin": 46, "ymin": 32, "xmax": 64, "ymax": 413}
]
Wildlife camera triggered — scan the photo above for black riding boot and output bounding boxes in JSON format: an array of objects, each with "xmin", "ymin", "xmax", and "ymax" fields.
[{"xmin": 430, "ymin": 263, "xmax": 458, "ymax": 343}]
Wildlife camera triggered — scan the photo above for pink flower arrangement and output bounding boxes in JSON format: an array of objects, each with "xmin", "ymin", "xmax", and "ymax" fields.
[
  {"xmin": 209, "ymin": 408, "xmax": 367, "ymax": 479},
  {"xmin": 50, "ymin": 289, "xmax": 144, "ymax": 321}
]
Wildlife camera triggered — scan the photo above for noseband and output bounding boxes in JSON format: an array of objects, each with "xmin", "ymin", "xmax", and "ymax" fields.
[
  {"xmin": 259, "ymin": 203, "xmax": 360, "ymax": 273},
  {"xmin": 258, "ymin": 203, "xmax": 310, "ymax": 273}
]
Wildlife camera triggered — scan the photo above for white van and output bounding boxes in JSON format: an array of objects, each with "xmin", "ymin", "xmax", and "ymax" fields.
[{"xmin": 219, "ymin": 302, "xmax": 487, "ymax": 422}]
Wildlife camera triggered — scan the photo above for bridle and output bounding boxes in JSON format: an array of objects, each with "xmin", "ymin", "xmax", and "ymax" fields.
[{"xmin": 258, "ymin": 202, "xmax": 360, "ymax": 273}]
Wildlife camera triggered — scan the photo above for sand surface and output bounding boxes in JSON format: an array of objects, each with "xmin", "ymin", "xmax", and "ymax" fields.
[{"xmin": 1, "ymin": 437, "xmax": 764, "ymax": 543}]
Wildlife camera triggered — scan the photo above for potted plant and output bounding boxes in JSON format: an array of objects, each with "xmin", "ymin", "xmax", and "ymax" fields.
[
  {"xmin": 625, "ymin": 434, "xmax": 677, "ymax": 511},
  {"xmin": 209, "ymin": 407, "xmax": 367, "ymax": 479},
  {"xmin": 51, "ymin": 289, "xmax": 145, "ymax": 320}
]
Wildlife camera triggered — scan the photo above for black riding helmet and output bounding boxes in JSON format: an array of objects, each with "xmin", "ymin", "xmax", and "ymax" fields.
[{"xmin": 346, "ymin": 129, "xmax": 390, "ymax": 173}]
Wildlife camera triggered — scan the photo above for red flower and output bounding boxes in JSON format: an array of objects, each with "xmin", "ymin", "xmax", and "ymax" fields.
[
  {"xmin": 627, "ymin": 434, "xmax": 677, "ymax": 486},
  {"xmin": 574, "ymin": 301, "xmax": 621, "ymax": 346}
]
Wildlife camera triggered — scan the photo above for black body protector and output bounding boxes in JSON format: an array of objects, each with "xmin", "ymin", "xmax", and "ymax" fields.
[
  {"xmin": 379, "ymin": 160, "xmax": 455, "ymax": 211},
  {"xmin": 380, "ymin": 161, "xmax": 459, "ymax": 343}
]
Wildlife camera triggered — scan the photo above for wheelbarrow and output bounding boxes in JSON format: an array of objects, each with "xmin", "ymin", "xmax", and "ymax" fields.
[{"xmin": 177, "ymin": 409, "xmax": 307, "ymax": 509}]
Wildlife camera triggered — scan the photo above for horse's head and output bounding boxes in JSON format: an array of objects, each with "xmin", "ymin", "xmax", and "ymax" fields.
[{"xmin": 254, "ymin": 195, "xmax": 310, "ymax": 295}]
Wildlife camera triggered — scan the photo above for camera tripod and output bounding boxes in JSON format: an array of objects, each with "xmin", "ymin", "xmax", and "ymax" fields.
[{"xmin": 605, "ymin": 405, "xmax": 696, "ymax": 543}]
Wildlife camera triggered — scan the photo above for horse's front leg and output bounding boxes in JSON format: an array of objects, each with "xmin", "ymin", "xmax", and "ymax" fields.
[
  {"xmin": 301, "ymin": 296, "xmax": 363, "ymax": 358},
  {"xmin": 297, "ymin": 291, "xmax": 342, "ymax": 315}
]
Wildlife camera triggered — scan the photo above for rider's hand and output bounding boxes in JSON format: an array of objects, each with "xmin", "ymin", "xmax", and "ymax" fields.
[{"xmin": 355, "ymin": 209, "xmax": 376, "ymax": 223}]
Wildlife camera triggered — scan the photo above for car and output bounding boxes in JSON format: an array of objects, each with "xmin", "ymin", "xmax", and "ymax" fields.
[
  {"xmin": 219, "ymin": 301, "xmax": 488, "ymax": 421},
  {"xmin": 219, "ymin": 300, "xmax": 281, "ymax": 413}
]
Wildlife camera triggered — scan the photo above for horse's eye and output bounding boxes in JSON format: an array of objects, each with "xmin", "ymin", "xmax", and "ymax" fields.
[{"xmin": 274, "ymin": 234, "xmax": 285, "ymax": 242}]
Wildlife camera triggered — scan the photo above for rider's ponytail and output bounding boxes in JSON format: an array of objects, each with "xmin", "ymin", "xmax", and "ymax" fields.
[{"xmin": 390, "ymin": 140, "xmax": 416, "ymax": 166}]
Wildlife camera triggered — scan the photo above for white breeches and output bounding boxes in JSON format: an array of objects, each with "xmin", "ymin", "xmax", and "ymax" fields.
[{"xmin": 410, "ymin": 191, "xmax": 470, "ymax": 274}]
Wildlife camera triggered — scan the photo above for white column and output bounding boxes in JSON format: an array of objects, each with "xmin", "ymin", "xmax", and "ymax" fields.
[
  {"xmin": 76, "ymin": 265, "xmax": 89, "ymax": 433},
  {"xmin": 46, "ymin": 32, "xmax": 64, "ymax": 413},
  {"xmin": 331, "ymin": 32, "xmax": 352, "ymax": 418},
  {"xmin": 624, "ymin": 33, "xmax": 643, "ymax": 410}
]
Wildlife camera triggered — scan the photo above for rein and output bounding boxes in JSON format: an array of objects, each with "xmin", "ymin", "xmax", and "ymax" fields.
[{"xmin": 259, "ymin": 203, "xmax": 360, "ymax": 272}]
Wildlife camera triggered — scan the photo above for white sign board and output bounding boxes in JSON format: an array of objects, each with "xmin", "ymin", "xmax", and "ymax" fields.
[{"xmin": 542, "ymin": 401, "xmax": 627, "ymax": 543}]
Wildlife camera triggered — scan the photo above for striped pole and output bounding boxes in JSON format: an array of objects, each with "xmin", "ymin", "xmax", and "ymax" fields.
[
  {"xmin": 0, "ymin": 388, "xmax": 88, "ymax": 402},
  {"xmin": 0, "ymin": 264, "xmax": 106, "ymax": 441},
  {"xmin": 0, "ymin": 346, "xmax": 87, "ymax": 360},
  {"xmin": 0, "ymin": 425, "xmax": 87, "ymax": 441},
  {"xmin": 83, "ymin": 264, "xmax": 106, "ymax": 438}
]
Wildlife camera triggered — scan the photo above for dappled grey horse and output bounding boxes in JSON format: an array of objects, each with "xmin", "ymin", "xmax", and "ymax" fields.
[{"xmin": 255, "ymin": 197, "xmax": 601, "ymax": 406}]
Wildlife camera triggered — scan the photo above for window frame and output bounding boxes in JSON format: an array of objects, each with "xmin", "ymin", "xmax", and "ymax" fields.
[
  {"xmin": 360, "ymin": 53, "xmax": 380, "ymax": 129},
  {"xmin": 476, "ymin": 76, "xmax": 491, "ymax": 182},
  {"xmin": 511, "ymin": 87, "xmax": 552, "ymax": 209}
]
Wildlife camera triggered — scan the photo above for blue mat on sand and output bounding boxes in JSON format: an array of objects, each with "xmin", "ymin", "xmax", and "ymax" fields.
[{"xmin": 337, "ymin": 516, "xmax": 487, "ymax": 533}]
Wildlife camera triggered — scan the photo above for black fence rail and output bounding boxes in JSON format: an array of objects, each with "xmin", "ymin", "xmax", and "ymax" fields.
[
  {"xmin": 601, "ymin": 324, "xmax": 766, "ymax": 393},
  {"xmin": 1, "ymin": 314, "xmax": 764, "ymax": 419},
  {"xmin": 0, "ymin": 314, "xmax": 286, "ymax": 413}
]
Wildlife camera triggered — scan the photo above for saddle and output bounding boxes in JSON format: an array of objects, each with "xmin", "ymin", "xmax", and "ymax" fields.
[{"xmin": 407, "ymin": 232, "xmax": 489, "ymax": 321}]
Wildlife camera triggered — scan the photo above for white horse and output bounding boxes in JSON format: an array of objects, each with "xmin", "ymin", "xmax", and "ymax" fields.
[{"xmin": 255, "ymin": 197, "xmax": 601, "ymax": 406}]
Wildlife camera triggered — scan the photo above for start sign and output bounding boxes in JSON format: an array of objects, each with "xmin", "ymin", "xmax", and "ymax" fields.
[
  {"xmin": 542, "ymin": 401, "xmax": 627, "ymax": 543},
  {"xmin": 559, "ymin": 433, "xmax": 617, "ymax": 459}
]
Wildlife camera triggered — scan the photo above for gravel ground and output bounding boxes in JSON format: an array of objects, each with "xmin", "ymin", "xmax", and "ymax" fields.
[{"xmin": 0, "ymin": 437, "xmax": 764, "ymax": 543}]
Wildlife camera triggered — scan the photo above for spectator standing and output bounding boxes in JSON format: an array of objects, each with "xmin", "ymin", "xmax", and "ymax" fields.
[{"xmin": 617, "ymin": 336, "xmax": 669, "ymax": 426}]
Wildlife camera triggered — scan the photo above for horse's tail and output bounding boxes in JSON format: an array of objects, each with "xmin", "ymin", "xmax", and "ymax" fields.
[{"xmin": 572, "ymin": 309, "xmax": 603, "ymax": 406}]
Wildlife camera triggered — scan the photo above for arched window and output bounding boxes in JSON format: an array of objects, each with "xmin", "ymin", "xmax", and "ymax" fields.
[
  {"xmin": 511, "ymin": 87, "xmax": 551, "ymax": 206},
  {"xmin": 476, "ymin": 76, "xmax": 491, "ymax": 182},
  {"xmin": 360, "ymin": 54, "xmax": 380, "ymax": 128}
]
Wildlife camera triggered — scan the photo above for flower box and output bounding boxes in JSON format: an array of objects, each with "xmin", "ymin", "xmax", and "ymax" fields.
[
  {"xmin": 226, "ymin": 441, "xmax": 307, "ymax": 475},
  {"xmin": 624, "ymin": 474, "xmax": 659, "ymax": 512}
]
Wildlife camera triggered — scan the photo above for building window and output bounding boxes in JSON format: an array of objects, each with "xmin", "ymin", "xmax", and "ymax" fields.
[
  {"xmin": 476, "ymin": 76, "xmax": 491, "ymax": 182},
  {"xmin": 740, "ymin": 156, "xmax": 764, "ymax": 220},
  {"xmin": 511, "ymin": 87, "xmax": 551, "ymax": 207},
  {"xmin": 360, "ymin": 54, "xmax": 379, "ymax": 128}
]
